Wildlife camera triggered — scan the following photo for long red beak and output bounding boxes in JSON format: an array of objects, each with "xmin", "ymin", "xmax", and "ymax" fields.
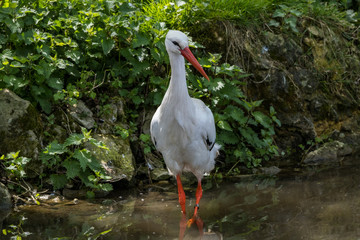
[{"xmin": 180, "ymin": 47, "xmax": 209, "ymax": 81}]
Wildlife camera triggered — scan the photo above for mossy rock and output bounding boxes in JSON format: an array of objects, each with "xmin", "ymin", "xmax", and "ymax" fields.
[
  {"xmin": 0, "ymin": 89, "xmax": 42, "ymax": 163},
  {"xmin": 85, "ymin": 134, "xmax": 135, "ymax": 182}
]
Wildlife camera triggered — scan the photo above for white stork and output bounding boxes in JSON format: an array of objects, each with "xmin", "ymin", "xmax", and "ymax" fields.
[{"xmin": 150, "ymin": 30, "xmax": 220, "ymax": 218}]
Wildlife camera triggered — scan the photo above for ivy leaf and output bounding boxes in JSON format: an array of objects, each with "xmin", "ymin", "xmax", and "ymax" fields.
[
  {"xmin": 102, "ymin": 38, "xmax": 115, "ymax": 55},
  {"xmin": 269, "ymin": 19, "xmax": 280, "ymax": 27},
  {"xmin": 272, "ymin": 9, "xmax": 286, "ymax": 18},
  {"xmin": 63, "ymin": 160, "xmax": 81, "ymax": 179}
]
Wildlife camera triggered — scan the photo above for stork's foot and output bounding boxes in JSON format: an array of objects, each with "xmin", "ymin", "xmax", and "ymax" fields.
[{"xmin": 187, "ymin": 213, "xmax": 204, "ymax": 236}]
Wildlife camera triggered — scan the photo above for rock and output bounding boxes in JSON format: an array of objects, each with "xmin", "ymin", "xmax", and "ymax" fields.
[
  {"xmin": 307, "ymin": 25, "xmax": 324, "ymax": 38},
  {"xmin": 0, "ymin": 182, "xmax": 12, "ymax": 210},
  {"xmin": 62, "ymin": 188, "xmax": 87, "ymax": 199},
  {"xmin": 304, "ymin": 141, "xmax": 352, "ymax": 165},
  {"xmin": 264, "ymin": 32, "xmax": 303, "ymax": 66},
  {"xmin": 85, "ymin": 134, "xmax": 135, "ymax": 182},
  {"xmin": 151, "ymin": 168, "xmax": 171, "ymax": 181},
  {"xmin": 0, "ymin": 183, "xmax": 11, "ymax": 232},
  {"xmin": 341, "ymin": 117, "xmax": 360, "ymax": 133},
  {"xmin": 47, "ymin": 124, "xmax": 68, "ymax": 143},
  {"xmin": 142, "ymin": 110, "xmax": 155, "ymax": 135},
  {"xmin": 291, "ymin": 68, "xmax": 318, "ymax": 94},
  {"xmin": 68, "ymin": 100, "xmax": 95, "ymax": 129},
  {"xmin": 97, "ymin": 97, "xmax": 126, "ymax": 134},
  {"xmin": 278, "ymin": 112, "xmax": 317, "ymax": 139},
  {"xmin": 0, "ymin": 89, "xmax": 42, "ymax": 160},
  {"xmin": 259, "ymin": 166, "xmax": 281, "ymax": 175}
]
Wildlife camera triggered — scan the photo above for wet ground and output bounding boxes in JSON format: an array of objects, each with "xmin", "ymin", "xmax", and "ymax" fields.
[{"xmin": 1, "ymin": 161, "xmax": 360, "ymax": 240}]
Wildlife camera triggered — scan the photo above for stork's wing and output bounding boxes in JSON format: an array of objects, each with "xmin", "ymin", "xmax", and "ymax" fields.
[{"xmin": 192, "ymin": 98, "xmax": 216, "ymax": 151}]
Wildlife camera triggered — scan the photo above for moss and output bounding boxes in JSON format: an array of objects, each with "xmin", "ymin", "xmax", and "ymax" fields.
[{"xmin": 86, "ymin": 134, "xmax": 135, "ymax": 181}]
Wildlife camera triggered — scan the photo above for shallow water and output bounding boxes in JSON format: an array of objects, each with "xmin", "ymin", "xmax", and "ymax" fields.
[{"xmin": 2, "ymin": 161, "xmax": 360, "ymax": 240}]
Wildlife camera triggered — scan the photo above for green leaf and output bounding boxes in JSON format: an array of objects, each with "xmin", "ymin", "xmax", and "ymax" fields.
[
  {"xmin": 99, "ymin": 183, "xmax": 113, "ymax": 192},
  {"xmin": 89, "ymin": 138, "xmax": 109, "ymax": 150},
  {"xmin": 73, "ymin": 149, "xmax": 100, "ymax": 172},
  {"xmin": 3, "ymin": 75, "xmax": 27, "ymax": 89},
  {"xmin": 50, "ymin": 174, "xmax": 68, "ymax": 190},
  {"xmin": 217, "ymin": 120, "xmax": 232, "ymax": 131},
  {"xmin": 252, "ymin": 111, "xmax": 271, "ymax": 129},
  {"xmin": 65, "ymin": 50, "xmax": 81, "ymax": 64},
  {"xmin": 86, "ymin": 191, "xmax": 95, "ymax": 199},
  {"xmin": 217, "ymin": 131, "xmax": 239, "ymax": 145},
  {"xmin": 132, "ymin": 33, "xmax": 150, "ymax": 48},
  {"xmin": 269, "ymin": 19, "xmax": 280, "ymax": 27},
  {"xmin": 63, "ymin": 160, "xmax": 81, "ymax": 179},
  {"xmin": 5, "ymin": 18, "xmax": 22, "ymax": 33},
  {"xmin": 0, "ymin": 49, "xmax": 14, "ymax": 60},
  {"xmin": 46, "ymin": 78, "xmax": 63, "ymax": 90},
  {"xmin": 224, "ymin": 106, "xmax": 246, "ymax": 123},
  {"xmin": 64, "ymin": 133, "xmax": 84, "ymax": 147},
  {"xmin": 273, "ymin": 9, "xmax": 286, "ymax": 18},
  {"xmin": 102, "ymin": 38, "xmax": 115, "ymax": 55},
  {"xmin": 43, "ymin": 141, "xmax": 67, "ymax": 155},
  {"xmin": 140, "ymin": 133, "xmax": 150, "ymax": 142},
  {"xmin": 10, "ymin": 61, "xmax": 25, "ymax": 68},
  {"xmin": 37, "ymin": 97, "xmax": 52, "ymax": 114},
  {"xmin": 33, "ymin": 60, "xmax": 55, "ymax": 79}
]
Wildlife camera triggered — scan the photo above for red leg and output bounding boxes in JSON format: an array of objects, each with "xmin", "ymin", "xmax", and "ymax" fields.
[
  {"xmin": 176, "ymin": 174, "xmax": 186, "ymax": 214},
  {"xmin": 187, "ymin": 180, "xmax": 203, "ymax": 227},
  {"xmin": 193, "ymin": 179, "xmax": 202, "ymax": 216}
]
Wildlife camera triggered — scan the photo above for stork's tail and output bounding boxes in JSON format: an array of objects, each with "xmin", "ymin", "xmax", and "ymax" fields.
[{"xmin": 212, "ymin": 143, "xmax": 221, "ymax": 159}]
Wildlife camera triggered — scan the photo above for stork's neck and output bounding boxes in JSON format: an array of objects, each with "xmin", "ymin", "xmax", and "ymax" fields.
[{"xmin": 165, "ymin": 52, "xmax": 190, "ymax": 102}]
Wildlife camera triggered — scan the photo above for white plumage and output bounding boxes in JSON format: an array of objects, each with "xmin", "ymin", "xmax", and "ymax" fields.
[{"xmin": 150, "ymin": 30, "xmax": 220, "ymax": 216}]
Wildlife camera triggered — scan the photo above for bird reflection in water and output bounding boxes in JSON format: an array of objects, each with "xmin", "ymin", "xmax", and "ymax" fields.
[{"xmin": 179, "ymin": 213, "xmax": 223, "ymax": 240}]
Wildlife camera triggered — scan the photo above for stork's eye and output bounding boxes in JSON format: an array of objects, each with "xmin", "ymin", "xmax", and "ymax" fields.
[{"xmin": 172, "ymin": 41, "xmax": 180, "ymax": 48}]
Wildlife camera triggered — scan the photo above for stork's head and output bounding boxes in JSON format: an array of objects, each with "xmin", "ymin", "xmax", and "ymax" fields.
[{"xmin": 165, "ymin": 30, "xmax": 209, "ymax": 81}]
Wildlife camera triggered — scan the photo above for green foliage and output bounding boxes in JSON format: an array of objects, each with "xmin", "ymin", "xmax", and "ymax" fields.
[
  {"xmin": 1, "ymin": 215, "xmax": 31, "ymax": 240},
  {"xmin": 140, "ymin": 133, "xmax": 153, "ymax": 154},
  {"xmin": 1, "ymin": 0, "xmax": 352, "ymax": 173},
  {"xmin": 0, "ymin": 151, "xmax": 30, "ymax": 180},
  {"xmin": 194, "ymin": 0, "xmax": 275, "ymax": 23},
  {"xmin": 1, "ymin": 216, "xmax": 112, "ymax": 240},
  {"xmin": 40, "ymin": 128, "xmax": 112, "ymax": 193},
  {"xmin": 200, "ymin": 55, "xmax": 281, "ymax": 169},
  {"xmin": 0, "ymin": 0, "xmax": 283, "ymax": 171},
  {"xmin": 269, "ymin": 4, "xmax": 302, "ymax": 33}
]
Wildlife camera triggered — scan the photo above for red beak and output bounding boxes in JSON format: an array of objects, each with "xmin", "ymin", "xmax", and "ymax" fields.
[{"xmin": 180, "ymin": 47, "xmax": 209, "ymax": 81}]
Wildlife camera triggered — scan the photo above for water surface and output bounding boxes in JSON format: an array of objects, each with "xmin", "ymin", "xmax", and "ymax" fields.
[{"xmin": 2, "ymin": 161, "xmax": 360, "ymax": 239}]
